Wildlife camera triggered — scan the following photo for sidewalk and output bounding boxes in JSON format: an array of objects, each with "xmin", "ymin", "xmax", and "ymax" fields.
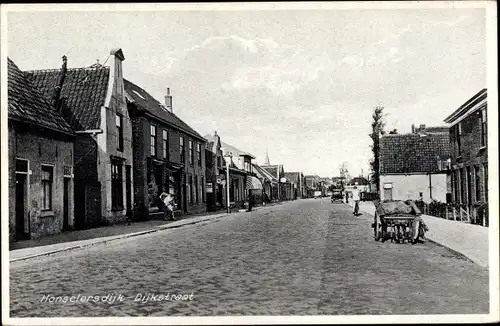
[
  {"xmin": 348, "ymin": 200, "xmax": 489, "ymax": 268},
  {"xmin": 9, "ymin": 202, "xmax": 284, "ymax": 262}
]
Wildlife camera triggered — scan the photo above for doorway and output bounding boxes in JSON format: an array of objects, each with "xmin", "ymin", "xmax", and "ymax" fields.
[
  {"xmin": 125, "ymin": 165, "xmax": 132, "ymax": 219},
  {"xmin": 16, "ymin": 173, "xmax": 28, "ymax": 240},
  {"xmin": 63, "ymin": 177, "xmax": 70, "ymax": 230}
]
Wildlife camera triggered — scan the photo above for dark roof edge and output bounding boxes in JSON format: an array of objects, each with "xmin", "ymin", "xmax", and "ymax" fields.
[
  {"xmin": 129, "ymin": 101, "xmax": 206, "ymax": 142},
  {"xmin": 8, "ymin": 115, "xmax": 75, "ymax": 137},
  {"xmin": 444, "ymin": 88, "xmax": 487, "ymax": 123}
]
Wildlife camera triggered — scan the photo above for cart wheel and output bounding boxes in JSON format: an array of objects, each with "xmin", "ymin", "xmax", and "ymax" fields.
[{"xmin": 374, "ymin": 213, "xmax": 382, "ymax": 241}]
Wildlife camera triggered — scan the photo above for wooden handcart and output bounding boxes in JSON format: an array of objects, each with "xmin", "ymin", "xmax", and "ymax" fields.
[{"xmin": 372, "ymin": 200, "xmax": 423, "ymax": 244}]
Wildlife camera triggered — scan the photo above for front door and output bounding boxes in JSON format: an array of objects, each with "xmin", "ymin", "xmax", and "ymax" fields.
[
  {"xmin": 63, "ymin": 177, "xmax": 70, "ymax": 230},
  {"xmin": 125, "ymin": 166, "xmax": 132, "ymax": 218},
  {"xmin": 16, "ymin": 173, "xmax": 28, "ymax": 240}
]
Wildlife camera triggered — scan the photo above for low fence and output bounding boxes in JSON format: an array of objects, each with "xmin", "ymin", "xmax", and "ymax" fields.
[{"xmin": 414, "ymin": 200, "xmax": 489, "ymax": 227}]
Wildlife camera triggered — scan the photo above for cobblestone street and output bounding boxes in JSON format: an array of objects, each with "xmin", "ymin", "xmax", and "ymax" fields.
[{"xmin": 10, "ymin": 199, "xmax": 489, "ymax": 317}]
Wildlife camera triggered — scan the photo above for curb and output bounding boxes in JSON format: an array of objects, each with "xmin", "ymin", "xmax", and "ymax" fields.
[
  {"xmin": 422, "ymin": 237, "xmax": 482, "ymax": 267},
  {"xmin": 9, "ymin": 215, "xmax": 224, "ymax": 263},
  {"xmin": 10, "ymin": 202, "xmax": 285, "ymax": 263}
]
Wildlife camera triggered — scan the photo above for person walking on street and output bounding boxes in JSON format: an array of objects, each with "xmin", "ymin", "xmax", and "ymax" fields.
[{"xmin": 352, "ymin": 186, "xmax": 360, "ymax": 216}]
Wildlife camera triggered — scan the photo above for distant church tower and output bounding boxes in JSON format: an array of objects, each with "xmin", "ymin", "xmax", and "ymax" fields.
[{"xmin": 265, "ymin": 149, "xmax": 270, "ymax": 165}]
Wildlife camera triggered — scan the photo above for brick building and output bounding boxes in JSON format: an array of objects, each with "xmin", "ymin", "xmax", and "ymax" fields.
[
  {"xmin": 253, "ymin": 163, "xmax": 278, "ymax": 202},
  {"xmin": 219, "ymin": 140, "xmax": 261, "ymax": 207},
  {"xmin": 8, "ymin": 58, "xmax": 75, "ymax": 241},
  {"xmin": 379, "ymin": 128, "xmax": 451, "ymax": 203},
  {"xmin": 284, "ymin": 172, "xmax": 304, "ymax": 199},
  {"xmin": 125, "ymin": 82, "xmax": 207, "ymax": 219},
  {"xmin": 304, "ymin": 175, "xmax": 319, "ymax": 198},
  {"xmin": 444, "ymin": 88, "xmax": 488, "ymax": 225},
  {"xmin": 204, "ymin": 132, "xmax": 227, "ymax": 211},
  {"xmin": 28, "ymin": 48, "xmax": 134, "ymax": 228}
]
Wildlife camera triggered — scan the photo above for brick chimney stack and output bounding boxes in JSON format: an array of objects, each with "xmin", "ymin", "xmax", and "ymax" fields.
[
  {"xmin": 165, "ymin": 88, "xmax": 173, "ymax": 113},
  {"xmin": 52, "ymin": 55, "xmax": 67, "ymax": 112}
]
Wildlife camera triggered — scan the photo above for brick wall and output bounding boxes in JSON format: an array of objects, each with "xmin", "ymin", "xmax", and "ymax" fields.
[
  {"xmin": 9, "ymin": 122, "xmax": 74, "ymax": 240},
  {"xmin": 130, "ymin": 112, "xmax": 207, "ymax": 217},
  {"xmin": 449, "ymin": 107, "xmax": 488, "ymax": 205},
  {"xmin": 131, "ymin": 114, "xmax": 149, "ymax": 220}
]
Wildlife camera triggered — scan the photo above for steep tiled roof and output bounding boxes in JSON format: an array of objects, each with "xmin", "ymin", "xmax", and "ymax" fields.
[
  {"xmin": 380, "ymin": 133, "xmax": 450, "ymax": 174},
  {"xmin": 124, "ymin": 79, "xmax": 205, "ymax": 141},
  {"xmin": 8, "ymin": 58, "xmax": 73, "ymax": 135},
  {"xmin": 26, "ymin": 65, "xmax": 110, "ymax": 131},
  {"xmin": 262, "ymin": 166, "xmax": 278, "ymax": 179},
  {"xmin": 252, "ymin": 164, "xmax": 278, "ymax": 182}
]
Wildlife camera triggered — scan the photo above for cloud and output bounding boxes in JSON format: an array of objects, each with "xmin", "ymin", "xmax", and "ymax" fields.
[{"xmin": 182, "ymin": 35, "xmax": 284, "ymax": 55}]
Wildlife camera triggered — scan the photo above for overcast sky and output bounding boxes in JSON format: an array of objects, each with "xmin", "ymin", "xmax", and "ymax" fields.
[{"xmin": 6, "ymin": 4, "xmax": 487, "ymax": 177}]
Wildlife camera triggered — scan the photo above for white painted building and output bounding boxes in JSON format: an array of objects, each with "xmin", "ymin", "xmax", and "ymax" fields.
[{"xmin": 379, "ymin": 128, "xmax": 451, "ymax": 203}]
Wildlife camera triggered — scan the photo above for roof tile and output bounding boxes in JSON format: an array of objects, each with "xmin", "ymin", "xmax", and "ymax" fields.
[
  {"xmin": 380, "ymin": 133, "xmax": 450, "ymax": 174},
  {"xmin": 26, "ymin": 65, "xmax": 110, "ymax": 131},
  {"xmin": 8, "ymin": 58, "xmax": 73, "ymax": 135}
]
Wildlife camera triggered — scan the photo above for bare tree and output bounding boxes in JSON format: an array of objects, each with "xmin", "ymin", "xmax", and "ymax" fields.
[{"xmin": 369, "ymin": 106, "xmax": 386, "ymax": 193}]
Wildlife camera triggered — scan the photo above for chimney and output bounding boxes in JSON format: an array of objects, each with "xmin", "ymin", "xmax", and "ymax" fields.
[
  {"xmin": 51, "ymin": 55, "xmax": 67, "ymax": 113},
  {"xmin": 411, "ymin": 124, "xmax": 415, "ymax": 133},
  {"xmin": 165, "ymin": 88, "xmax": 173, "ymax": 113}
]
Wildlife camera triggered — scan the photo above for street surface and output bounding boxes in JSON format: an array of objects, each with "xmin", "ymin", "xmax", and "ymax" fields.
[{"xmin": 10, "ymin": 199, "xmax": 488, "ymax": 316}]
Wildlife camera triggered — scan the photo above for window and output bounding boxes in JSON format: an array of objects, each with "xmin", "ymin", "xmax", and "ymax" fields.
[
  {"xmin": 217, "ymin": 156, "xmax": 221, "ymax": 168},
  {"xmin": 150, "ymin": 124, "xmax": 157, "ymax": 157},
  {"xmin": 457, "ymin": 123, "xmax": 462, "ymax": 156},
  {"xmin": 116, "ymin": 114, "xmax": 123, "ymax": 151},
  {"xmin": 194, "ymin": 175, "xmax": 198, "ymax": 203},
  {"xmin": 474, "ymin": 165, "xmax": 481, "ymax": 201},
  {"xmin": 41, "ymin": 165, "xmax": 53, "ymax": 210},
  {"xmin": 16, "ymin": 159, "xmax": 28, "ymax": 173},
  {"xmin": 162, "ymin": 129, "xmax": 169, "ymax": 159},
  {"xmin": 111, "ymin": 162, "xmax": 123, "ymax": 210},
  {"xmin": 180, "ymin": 137, "xmax": 185, "ymax": 163},
  {"xmin": 189, "ymin": 140, "xmax": 193, "ymax": 165},
  {"xmin": 481, "ymin": 108, "xmax": 487, "ymax": 147},
  {"xmin": 197, "ymin": 143, "xmax": 202, "ymax": 167}
]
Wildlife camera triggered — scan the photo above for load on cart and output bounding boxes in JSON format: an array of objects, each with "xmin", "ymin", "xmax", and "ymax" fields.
[{"xmin": 372, "ymin": 200, "xmax": 429, "ymax": 244}]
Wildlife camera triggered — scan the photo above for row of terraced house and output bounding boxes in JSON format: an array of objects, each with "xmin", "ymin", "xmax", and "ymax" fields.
[
  {"xmin": 7, "ymin": 48, "xmax": 307, "ymax": 242},
  {"xmin": 378, "ymin": 89, "xmax": 489, "ymax": 226}
]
